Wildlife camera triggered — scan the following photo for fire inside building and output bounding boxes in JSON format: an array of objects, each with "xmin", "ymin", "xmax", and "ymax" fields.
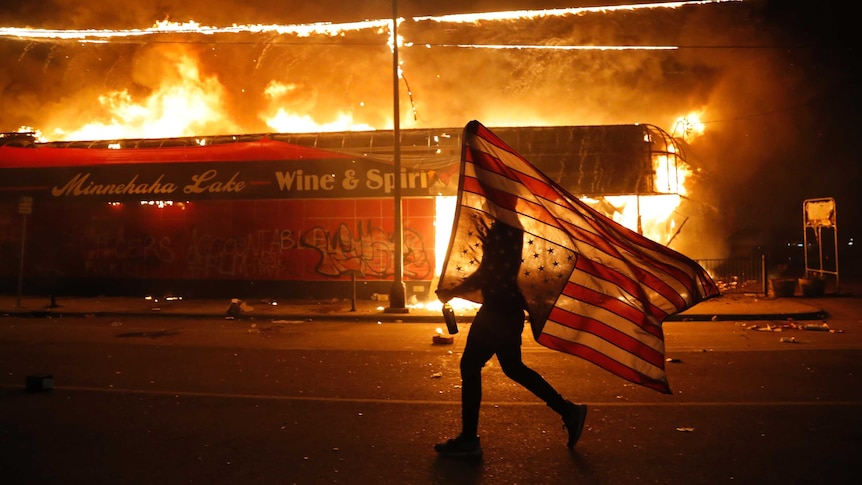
[{"xmin": 0, "ymin": 124, "xmax": 715, "ymax": 301}]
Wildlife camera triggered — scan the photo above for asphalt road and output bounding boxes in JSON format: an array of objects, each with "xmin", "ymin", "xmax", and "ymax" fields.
[{"xmin": 1, "ymin": 294, "xmax": 861, "ymax": 484}]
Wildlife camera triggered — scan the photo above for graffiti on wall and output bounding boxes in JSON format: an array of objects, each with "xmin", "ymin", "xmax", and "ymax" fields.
[
  {"xmin": 72, "ymin": 221, "xmax": 432, "ymax": 281},
  {"xmin": 0, "ymin": 197, "xmax": 435, "ymax": 283},
  {"xmin": 185, "ymin": 228, "xmax": 293, "ymax": 279},
  {"xmin": 83, "ymin": 230, "xmax": 176, "ymax": 278},
  {"xmin": 301, "ymin": 221, "xmax": 432, "ymax": 280}
]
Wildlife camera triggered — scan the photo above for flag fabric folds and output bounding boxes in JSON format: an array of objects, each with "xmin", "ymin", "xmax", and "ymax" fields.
[{"xmin": 436, "ymin": 120, "xmax": 720, "ymax": 394}]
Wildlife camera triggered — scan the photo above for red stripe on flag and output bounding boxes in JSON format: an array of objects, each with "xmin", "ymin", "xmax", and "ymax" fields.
[
  {"xmin": 537, "ymin": 332, "xmax": 670, "ymax": 394},
  {"xmin": 547, "ymin": 304, "xmax": 666, "ymax": 369},
  {"xmin": 462, "ymin": 176, "xmax": 522, "ymax": 214},
  {"xmin": 561, "ymin": 281, "xmax": 664, "ymax": 337},
  {"xmin": 571, "ymin": 258, "xmax": 669, "ymax": 325},
  {"xmin": 560, "ymin": 218, "xmax": 690, "ymax": 310}
]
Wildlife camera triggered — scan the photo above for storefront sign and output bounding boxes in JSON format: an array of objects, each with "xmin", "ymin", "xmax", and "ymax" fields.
[{"xmin": 1, "ymin": 158, "xmax": 452, "ymax": 202}]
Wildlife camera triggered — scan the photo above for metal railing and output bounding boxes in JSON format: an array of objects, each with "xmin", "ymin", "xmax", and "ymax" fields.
[{"xmin": 696, "ymin": 256, "xmax": 765, "ymax": 295}]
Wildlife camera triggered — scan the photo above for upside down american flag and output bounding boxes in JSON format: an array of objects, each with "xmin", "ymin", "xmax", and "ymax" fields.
[{"xmin": 436, "ymin": 121, "xmax": 720, "ymax": 394}]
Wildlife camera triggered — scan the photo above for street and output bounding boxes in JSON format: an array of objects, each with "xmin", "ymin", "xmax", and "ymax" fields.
[{"xmin": 1, "ymin": 294, "xmax": 861, "ymax": 484}]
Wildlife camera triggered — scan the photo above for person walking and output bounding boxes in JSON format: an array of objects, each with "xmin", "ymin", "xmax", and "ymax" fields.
[{"xmin": 434, "ymin": 221, "xmax": 587, "ymax": 459}]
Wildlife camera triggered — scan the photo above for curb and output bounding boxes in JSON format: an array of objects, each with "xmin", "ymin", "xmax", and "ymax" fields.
[
  {"xmin": 2, "ymin": 307, "xmax": 828, "ymax": 323},
  {"xmin": 0, "ymin": 308, "xmax": 454, "ymax": 323},
  {"xmin": 665, "ymin": 310, "xmax": 827, "ymax": 322}
]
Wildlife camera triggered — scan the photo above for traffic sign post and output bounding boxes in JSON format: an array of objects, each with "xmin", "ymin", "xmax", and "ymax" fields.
[{"xmin": 17, "ymin": 196, "xmax": 32, "ymax": 308}]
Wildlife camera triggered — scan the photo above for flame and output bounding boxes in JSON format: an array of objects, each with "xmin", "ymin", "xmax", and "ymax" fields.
[
  {"xmin": 0, "ymin": 2, "xmax": 739, "ymax": 140},
  {"xmin": 0, "ymin": 2, "xmax": 742, "ymax": 41},
  {"xmin": 419, "ymin": 297, "xmax": 480, "ymax": 314},
  {"xmin": 0, "ymin": 18, "xmax": 391, "ymax": 42},
  {"xmin": 262, "ymin": 80, "xmax": 374, "ymax": 133},
  {"xmin": 588, "ymin": 194, "xmax": 683, "ymax": 244},
  {"xmin": 413, "ymin": 1, "xmax": 736, "ymax": 23},
  {"xmin": 579, "ymin": 138, "xmax": 694, "ymax": 245},
  {"xmin": 15, "ymin": 126, "xmax": 46, "ymax": 142},
  {"xmin": 655, "ymin": 153, "xmax": 690, "ymax": 196},
  {"xmin": 265, "ymin": 111, "xmax": 375, "ymax": 133},
  {"xmin": 672, "ymin": 112, "xmax": 706, "ymax": 142},
  {"xmin": 54, "ymin": 48, "xmax": 238, "ymax": 141}
]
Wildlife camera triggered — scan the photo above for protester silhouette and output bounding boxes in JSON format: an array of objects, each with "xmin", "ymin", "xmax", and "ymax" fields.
[{"xmin": 435, "ymin": 220, "xmax": 587, "ymax": 459}]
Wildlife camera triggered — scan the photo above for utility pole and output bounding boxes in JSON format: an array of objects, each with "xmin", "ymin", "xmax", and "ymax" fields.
[{"xmin": 386, "ymin": 0, "xmax": 408, "ymax": 313}]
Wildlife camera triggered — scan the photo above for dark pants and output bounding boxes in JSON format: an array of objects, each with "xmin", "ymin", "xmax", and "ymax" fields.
[{"xmin": 459, "ymin": 304, "xmax": 568, "ymax": 438}]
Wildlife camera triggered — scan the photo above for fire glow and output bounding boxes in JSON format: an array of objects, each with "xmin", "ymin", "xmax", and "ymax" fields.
[
  {"xmin": 1, "ymin": 2, "xmax": 718, "ymax": 263},
  {"xmin": 0, "ymin": 0, "xmax": 738, "ymax": 140}
]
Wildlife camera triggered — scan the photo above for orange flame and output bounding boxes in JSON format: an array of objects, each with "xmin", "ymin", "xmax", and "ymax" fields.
[
  {"xmin": 262, "ymin": 80, "xmax": 375, "ymax": 133},
  {"xmin": 0, "ymin": 2, "xmax": 736, "ymax": 140},
  {"xmin": 673, "ymin": 112, "xmax": 706, "ymax": 142},
  {"xmin": 54, "ymin": 48, "xmax": 238, "ymax": 141}
]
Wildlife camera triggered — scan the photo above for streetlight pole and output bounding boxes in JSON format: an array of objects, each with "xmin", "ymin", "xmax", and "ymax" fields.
[{"xmin": 387, "ymin": 0, "xmax": 408, "ymax": 313}]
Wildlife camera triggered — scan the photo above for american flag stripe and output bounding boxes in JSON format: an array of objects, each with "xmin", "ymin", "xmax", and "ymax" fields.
[
  {"xmin": 570, "ymin": 255, "xmax": 671, "ymax": 324},
  {"xmin": 537, "ymin": 330, "xmax": 672, "ymax": 393},
  {"xmin": 538, "ymin": 322, "xmax": 665, "ymax": 374},
  {"xmin": 563, "ymin": 222, "xmax": 689, "ymax": 310},
  {"xmin": 550, "ymin": 296, "xmax": 667, "ymax": 364},
  {"xmin": 460, "ymin": 181, "xmax": 573, "ymax": 249},
  {"xmin": 438, "ymin": 121, "xmax": 720, "ymax": 394},
  {"xmin": 558, "ymin": 282, "xmax": 665, "ymax": 340}
]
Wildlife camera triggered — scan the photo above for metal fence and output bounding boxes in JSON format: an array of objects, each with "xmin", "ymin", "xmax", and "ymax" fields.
[{"xmin": 695, "ymin": 256, "xmax": 765, "ymax": 295}]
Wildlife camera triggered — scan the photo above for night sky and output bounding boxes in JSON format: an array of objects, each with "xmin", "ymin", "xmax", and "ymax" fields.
[{"xmin": 1, "ymin": 1, "xmax": 859, "ymax": 271}]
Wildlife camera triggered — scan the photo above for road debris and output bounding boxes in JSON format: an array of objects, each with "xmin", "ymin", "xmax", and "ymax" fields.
[
  {"xmin": 432, "ymin": 327, "xmax": 455, "ymax": 344},
  {"xmin": 742, "ymin": 321, "xmax": 843, "ymax": 334},
  {"xmin": 26, "ymin": 374, "xmax": 54, "ymax": 392},
  {"xmin": 226, "ymin": 298, "xmax": 254, "ymax": 318}
]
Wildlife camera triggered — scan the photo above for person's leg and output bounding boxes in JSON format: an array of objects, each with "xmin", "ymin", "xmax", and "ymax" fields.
[
  {"xmin": 458, "ymin": 311, "xmax": 496, "ymax": 438},
  {"xmin": 495, "ymin": 330, "xmax": 568, "ymax": 410},
  {"xmin": 494, "ymin": 317, "xmax": 588, "ymax": 447},
  {"xmin": 435, "ymin": 310, "xmax": 495, "ymax": 458}
]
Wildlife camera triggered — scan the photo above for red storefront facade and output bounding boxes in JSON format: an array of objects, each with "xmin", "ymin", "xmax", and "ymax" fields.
[{"xmin": 0, "ymin": 136, "xmax": 446, "ymax": 299}]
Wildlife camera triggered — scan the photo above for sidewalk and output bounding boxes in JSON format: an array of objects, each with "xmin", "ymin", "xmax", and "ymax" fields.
[{"xmin": 0, "ymin": 291, "xmax": 826, "ymax": 322}]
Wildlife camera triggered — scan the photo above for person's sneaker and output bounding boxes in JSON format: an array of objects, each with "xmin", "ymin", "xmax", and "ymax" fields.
[
  {"xmin": 434, "ymin": 434, "xmax": 483, "ymax": 459},
  {"xmin": 562, "ymin": 401, "xmax": 588, "ymax": 448}
]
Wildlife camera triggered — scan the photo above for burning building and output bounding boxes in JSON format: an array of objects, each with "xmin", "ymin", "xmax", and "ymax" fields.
[{"xmin": 0, "ymin": 123, "xmax": 713, "ymax": 301}]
